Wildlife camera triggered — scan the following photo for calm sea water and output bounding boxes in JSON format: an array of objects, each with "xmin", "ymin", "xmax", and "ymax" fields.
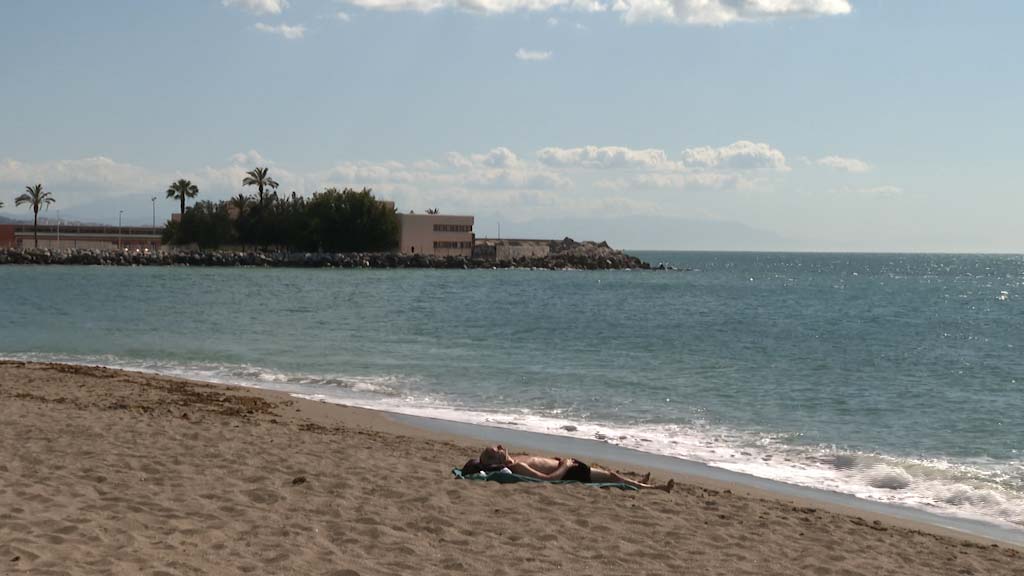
[{"xmin": 2, "ymin": 252, "xmax": 1023, "ymax": 528}]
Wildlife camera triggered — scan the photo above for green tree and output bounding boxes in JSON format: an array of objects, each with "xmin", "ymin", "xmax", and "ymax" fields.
[
  {"xmin": 161, "ymin": 218, "xmax": 179, "ymax": 245},
  {"xmin": 228, "ymin": 194, "xmax": 253, "ymax": 249},
  {"xmin": 242, "ymin": 167, "xmax": 278, "ymax": 207},
  {"xmin": 169, "ymin": 201, "xmax": 234, "ymax": 249},
  {"xmin": 162, "ymin": 187, "xmax": 398, "ymax": 253},
  {"xmin": 306, "ymin": 188, "xmax": 399, "ymax": 252},
  {"xmin": 14, "ymin": 184, "xmax": 55, "ymax": 248},
  {"xmin": 166, "ymin": 179, "xmax": 199, "ymax": 215}
]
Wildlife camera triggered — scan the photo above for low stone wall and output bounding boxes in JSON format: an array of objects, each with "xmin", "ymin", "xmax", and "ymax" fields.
[{"xmin": 0, "ymin": 248, "xmax": 650, "ymax": 270}]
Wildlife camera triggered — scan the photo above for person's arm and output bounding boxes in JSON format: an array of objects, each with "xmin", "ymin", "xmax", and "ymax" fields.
[{"xmin": 508, "ymin": 458, "xmax": 573, "ymax": 481}]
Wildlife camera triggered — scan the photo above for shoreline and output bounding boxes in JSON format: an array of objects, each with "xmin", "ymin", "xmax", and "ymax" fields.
[
  {"xmin": 3, "ymin": 360, "xmax": 1024, "ymax": 574},
  {"xmin": 387, "ymin": 411, "xmax": 1024, "ymax": 548},
  {"xmin": 6, "ymin": 356, "xmax": 1023, "ymax": 548}
]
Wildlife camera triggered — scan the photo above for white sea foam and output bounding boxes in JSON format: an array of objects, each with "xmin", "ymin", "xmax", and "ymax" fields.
[
  {"xmin": 0, "ymin": 352, "xmax": 406, "ymax": 397},
  {"xmin": 5, "ymin": 352, "xmax": 1024, "ymax": 531},
  {"xmin": 292, "ymin": 387, "xmax": 1024, "ymax": 529}
]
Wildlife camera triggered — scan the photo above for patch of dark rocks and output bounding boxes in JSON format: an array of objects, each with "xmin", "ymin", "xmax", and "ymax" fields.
[{"xmin": 0, "ymin": 245, "xmax": 650, "ymax": 270}]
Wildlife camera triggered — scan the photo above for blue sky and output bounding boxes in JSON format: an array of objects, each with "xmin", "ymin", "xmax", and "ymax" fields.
[{"xmin": 1, "ymin": 0, "xmax": 1021, "ymax": 251}]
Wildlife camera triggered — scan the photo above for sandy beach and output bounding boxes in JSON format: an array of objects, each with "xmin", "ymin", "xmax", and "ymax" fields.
[{"xmin": 2, "ymin": 361, "xmax": 1022, "ymax": 575}]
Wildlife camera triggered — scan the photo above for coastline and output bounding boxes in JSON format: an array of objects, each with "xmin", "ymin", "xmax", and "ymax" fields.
[
  {"xmin": 8, "ymin": 351, "xmax": 1022, "ymax": 542},
  {"xmin": 2, "ymin": 360, "xmax": 1022, "ymax": 575},
  {"xmin": 389, "ymin": 412, "xmax": 1024, "ymax": 547},
  {"xmin": 0, "ymin": 245, "xmax": 651, "ymax": 270}
]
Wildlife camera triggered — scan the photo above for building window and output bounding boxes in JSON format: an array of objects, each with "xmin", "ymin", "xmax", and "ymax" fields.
[
  {"xmin": 433, "ymin": 241, "xmax": 468, "ymax": 249},
  {"xmin": 432, "ymin": 224, "xmax": 472, "ymax": 233}
]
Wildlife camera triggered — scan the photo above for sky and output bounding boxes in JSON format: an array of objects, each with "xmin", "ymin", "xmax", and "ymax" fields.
[{"xmin": 0, "ymin": 0, "xmax": 1021, "ymax": 251}]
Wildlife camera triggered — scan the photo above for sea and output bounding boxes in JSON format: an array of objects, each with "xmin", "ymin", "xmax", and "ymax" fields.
[{"xmin": 1, "ymin": 252, "xmax": 1022, "ymax": 531}]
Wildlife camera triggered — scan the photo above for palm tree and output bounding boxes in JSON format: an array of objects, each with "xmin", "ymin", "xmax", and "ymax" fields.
[
  {"xmin": 166, "ymin": 179, "xmax": 199, "ymax": 215},
  {"xmin": 14, "ymin": 184, "xmax": 55, "ymax": 248},
  {"xmin": 242, "ymin": 167, "xmax": 278, "ymax": 207},
  {"xmin": 229, "ymin": 193, "xmax": 251, "ymax": 215}
]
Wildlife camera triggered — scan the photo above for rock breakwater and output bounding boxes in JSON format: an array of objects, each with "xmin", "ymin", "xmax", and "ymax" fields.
[{"xmin": 0, "ymin": 243, "xmax": 649, "ymax": 270}]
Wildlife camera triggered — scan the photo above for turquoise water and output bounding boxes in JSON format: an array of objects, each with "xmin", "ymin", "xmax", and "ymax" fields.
[{"xmin": 2, "ymin": 252, "xmax": 1022, "ymax": 528}]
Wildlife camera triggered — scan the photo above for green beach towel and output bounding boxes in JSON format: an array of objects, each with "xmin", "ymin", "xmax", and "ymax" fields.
[{"xmin": 451, "ymin": 468, "xmax": 639, "ymax": 491}]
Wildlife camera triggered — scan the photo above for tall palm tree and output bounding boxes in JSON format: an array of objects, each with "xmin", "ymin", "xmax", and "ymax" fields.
[
  {"xmin": 166, "ymin": 179, "xmax": 199, "ymax": 215},
  {"xmin": 242, "ymin": 167, "xmax": 278, "ymax": 207},
  {"xmin": 14, "ymin": 184, "xmax": 55, "ymax": 248}
]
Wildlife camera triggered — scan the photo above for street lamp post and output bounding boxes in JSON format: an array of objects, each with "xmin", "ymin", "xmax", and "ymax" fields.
[
  {"xmin": 151, "ymin": 197, "xmax": 156, "ymax": 234},
  {"xmin": 118, "ymin": 210, "xmax": 123, "ymax": 250}
]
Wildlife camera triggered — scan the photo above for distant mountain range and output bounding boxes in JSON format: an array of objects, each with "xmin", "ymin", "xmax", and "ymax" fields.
[{"xmin": 475, "ymin": 215, "xmax": 797, "ymax": 252}]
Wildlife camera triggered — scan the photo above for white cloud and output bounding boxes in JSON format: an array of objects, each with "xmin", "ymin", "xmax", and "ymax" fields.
[
  {"xmin": 0, "ymin": 151, "xmax": 318, "ymax": 222},
  {"xmin": 593, "ymin": 171, "xmax": 740, "ymax": 191},
  {"xmin": 0, "ymin": 157, "xmax": 162, "ymax": 207},
  {"xmin": 639, "ymin": 172, "xmax": 741, "ymax": 189},
  {"xmin": 616, "ymin": 0, "xmax": 850, "ymax": 24},
  {"xmin": 343, "ymin": 0, "xmax": 608, "ymax": 14},
  {"xmin": 569, "ymin": 0, "xmax": 607, "ymax": 12},
  {"xmin": 322, "ymin": 147, "xmax": 568, "ymax": 195},
  {"xmin": 338, "ymin": 0, "xmax": 850, "ymax": 24},
  {"xmin": 594, "ymin": 177, "xmax": 629, "ymax": 189},
  {"xmin": 202, "ymin": 151, "xmax": 305, "ymax": 196},
  {"xmin": 535, "ymin": 142, "xmax": 789, "ymax": 191},
  {"xmin": 254, "ymin": 22, "xmax": 306, "ymax": 39},
  {"xmin": 448, "ymin": 147, "xmax": 520, "ymax": 169},
  {"xmin": 537, "ymin": 145, "xmax": 672, "ymax": 170},
  {"xmin": 230, "ymin": 150, "xmax": 271, "ymax": 166},
  {"xmin": 336, "ymin": 11, "xmax": 353, "ymax": 21},
  {"xmin": 223, "ymin": 0, "xmax": 289, "ymax": 15},
  {"xmin": 535, "ymin": 143, "xmax": 785, "ymax": 192},
  {"xmin": 471, "ymin": 168, "xmax": 571, "ymax": 189},
  {"xmin": 0, "ymin": 141, "xmax": 813, "ymax": 222},
  {"xmin": 515, "ymin": 48, "xmax": 552, "ymax": 61},
  {"xmin": 817, "ymin": 155, "xmax": 870, "ymax": 173},
  {"xmin": 682, "ymin": 140, "xmax": 789, "ymax": 172},
  {"xmin": 479, "ymin": 147, "xmax": 520, "ymax": 168},
  {"xmin": 547, "ymin": 16, "xmax": 559, "ymax": 25}
]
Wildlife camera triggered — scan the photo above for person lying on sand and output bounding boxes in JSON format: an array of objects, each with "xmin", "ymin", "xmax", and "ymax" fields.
[{"xmin": 465, "ymin": 445, "xmax": 674, "ymax": 492}]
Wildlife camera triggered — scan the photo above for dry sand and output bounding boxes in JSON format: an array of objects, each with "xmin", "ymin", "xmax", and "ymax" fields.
[{"xmin": 2, "ymin": 361, "xmax": 1022, "ymax": 575}]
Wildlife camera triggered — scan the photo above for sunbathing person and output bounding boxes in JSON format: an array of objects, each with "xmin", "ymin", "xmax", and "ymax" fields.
[{"xmin": 466, "ymin": 445, "xmax": 674, "ymax": 492}]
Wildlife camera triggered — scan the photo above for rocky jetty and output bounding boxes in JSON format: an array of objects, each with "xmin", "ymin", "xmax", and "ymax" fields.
[{"xmin": 0, "ymin": 242, "xmax": 649, "ymax": 270}]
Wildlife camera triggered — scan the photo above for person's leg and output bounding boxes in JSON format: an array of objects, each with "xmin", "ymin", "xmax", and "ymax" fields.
[{"xmin": 589, "ymin": 467, "xmax": 674, "ymax": 492}]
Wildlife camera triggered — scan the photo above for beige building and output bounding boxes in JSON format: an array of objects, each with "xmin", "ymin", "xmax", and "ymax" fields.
[
  {"xmin": 0, "ymin": 223, "xmax": 161, "ymax": 250},
  {"xmin": 396, "ymin": 213, "xmax": 474, "ymax": 256},
  {"xmin": 472, "ymin": 238, "xmax": 553, "ymax": 261}
]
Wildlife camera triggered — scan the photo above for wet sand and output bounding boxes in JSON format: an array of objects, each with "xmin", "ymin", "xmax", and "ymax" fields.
[{"xmin": 2, "ymin": 361, "xmax": 1022, "ymax": 575}]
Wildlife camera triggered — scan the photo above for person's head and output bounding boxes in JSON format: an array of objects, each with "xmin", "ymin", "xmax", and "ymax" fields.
[{"xmin": 479, "ymin": 444, "xmax": 511, "ymax": 468}]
